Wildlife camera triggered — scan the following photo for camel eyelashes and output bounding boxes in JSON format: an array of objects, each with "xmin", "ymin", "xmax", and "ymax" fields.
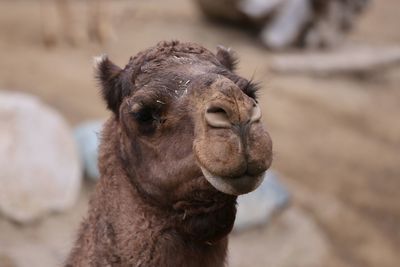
[{"xmin": 242, "ymin": 80, "xmax": 260, "ymax": 101}]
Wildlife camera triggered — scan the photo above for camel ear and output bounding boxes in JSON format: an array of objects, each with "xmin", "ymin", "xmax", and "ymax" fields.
[
  {"xmin": 216, "ymin": 45, "xmax": 238, "ymax": 71},
  {"xmin": 94, "ymin": 55, "xmax": 128, "ymax": 115}
]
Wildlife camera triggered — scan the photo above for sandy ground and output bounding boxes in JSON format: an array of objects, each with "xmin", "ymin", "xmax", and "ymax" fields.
[{"xmin": 0, "ymin": 0, "xmax": 399, "ymax": 266}]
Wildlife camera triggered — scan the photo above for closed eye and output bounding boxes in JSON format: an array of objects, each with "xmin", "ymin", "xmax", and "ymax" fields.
[
  {"xmin": 214, "ymin": 68, "xmax": 260, "ymax": 101},
  {"xmin": 241, "ymin": 80, "xmax": 260, "ymax": 101},
  {"xmin": 131, "ymin": 107, "xmax": 155, "ymax": 123}
]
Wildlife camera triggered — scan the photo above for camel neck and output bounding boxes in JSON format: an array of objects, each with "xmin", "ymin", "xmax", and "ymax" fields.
[
  {"xmin": 82, "ymin": 118, "xmax": 230, "ymax": 266},
  {"xmin": 85, "ymin": 167, "xmax": 228, "ymax": 267}
]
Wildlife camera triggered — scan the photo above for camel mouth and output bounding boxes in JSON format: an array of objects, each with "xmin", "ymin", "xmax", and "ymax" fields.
[{"xmin": 200, "ymin": 166, "xmax": 265, "ymax": 196}]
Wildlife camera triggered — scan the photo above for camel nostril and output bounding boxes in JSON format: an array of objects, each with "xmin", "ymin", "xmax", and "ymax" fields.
[
  {"xmin": 205, "ymin": 105, "xmax": 231, "ymax": 128},
  {"xmin": 207, "ymin": 106, "xmax": 226, "ymax": 114}
]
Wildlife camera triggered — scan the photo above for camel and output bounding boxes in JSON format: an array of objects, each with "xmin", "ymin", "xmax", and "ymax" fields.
[{"xmin": 65, "ymin": 41, "xmax": 273, "ymax": 267}]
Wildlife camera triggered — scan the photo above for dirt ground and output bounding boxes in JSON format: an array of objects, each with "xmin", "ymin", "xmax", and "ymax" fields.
[{"xmin": 0, "ymin": 1, "xmax": 399, "ymax": 267}]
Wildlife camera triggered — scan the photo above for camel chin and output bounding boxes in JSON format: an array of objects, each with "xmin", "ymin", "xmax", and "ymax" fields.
[{"xmin": 200, "ymin": 167, "xmax": 265, "ymax": 196}]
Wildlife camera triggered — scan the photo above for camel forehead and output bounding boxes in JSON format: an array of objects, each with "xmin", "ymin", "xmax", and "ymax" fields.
[
  {"xmin": 139, "ymin": 53, "xmax": 218, "ymax": 77},
  {"xmin": 126, "ymin": 41, "xmax": 243, "ymax": 100},
  {"xmin": 134, "ymin": 61, "xmax": 225, "ymax": 97}
]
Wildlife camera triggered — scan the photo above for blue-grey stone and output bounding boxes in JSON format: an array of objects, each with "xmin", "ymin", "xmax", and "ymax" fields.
[
  {"xmin": 73, "ymin": 120, "xmax": 104, "ymax": 181},
  {"xmin": 234, "ymin": 171, "xmax": 290, "ymax": 231}
]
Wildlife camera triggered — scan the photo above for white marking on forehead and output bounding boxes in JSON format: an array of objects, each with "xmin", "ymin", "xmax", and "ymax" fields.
[
  {"xmin": 177, "ymin": 79, "xmax": 191, "ymax": 96},
  {"xmin": 171, "ymin": 54, "xmax": 216, "ymax": 75},
  {"xmin": 172, "ymin": 56, "xmax": 195, "ymax": 64}
]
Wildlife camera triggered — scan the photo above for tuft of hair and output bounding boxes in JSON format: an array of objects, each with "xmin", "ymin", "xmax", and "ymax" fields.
[
  {"xmin": 216, "ymin": 45, "xmax": 239, "ymax": 71},
  {"xmin": 93, "ymin": 54, "xmax": 108, "ymax": 70},
  {"xmin": 94, "ymin": 55, "xmax": 126, "ymax": 116},
  {"xmin": 243, "ymin": 79, "xmax": 261, "ymax": 101}
]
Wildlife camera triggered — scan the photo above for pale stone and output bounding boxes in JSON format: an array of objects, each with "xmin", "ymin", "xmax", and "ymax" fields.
[
  {"xmin": 238, "ymin": 0, "xmax": 282, "ymax": 19},
  {"xmin": 0, "ymin": 91, "xmax": 81, "ymax": 223},
  {"xmin": 260, "ymin": 0, "xmax": 312, "ymax": 50},
  {"xmin": 229, "ymin": 207, "xmax": 330, "ymax": 267}
]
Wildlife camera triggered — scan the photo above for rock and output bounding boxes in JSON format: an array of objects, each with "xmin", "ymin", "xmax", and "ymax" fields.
[
  {"xmin": 195, "ymin": 0, "xmax": 371, "ymax": 50},
  {"xmin": 0, "ymin": 91, "xmax": 81, "ymax": 223},
  {"xmin": 260, "ymin": 0, "xmax": 312, "ymax": 50},
  {"xmin": 234, "ymin": 171, "xmax": 290, "ymax": 231},
  {"xmin": 270, "ymin": 45, "xmax": 400, "ymax": 76},
  {"xmin": 229, "ymin": 207, "xmax": 330, "ymax": 267},
  {"xmin": 195, "ymin": 0, "xmax": 247, "ymax": 23},
  {"xmin": 74, "ymin": 120, "xmax": 104, "ymax": 181},
  {"xmin": 305, "ymin": 0, "xmax": 346, "ymax": 49},
  {"xmin": 238, "ymin": 0, "xmax": 282, "ymax": 19}
]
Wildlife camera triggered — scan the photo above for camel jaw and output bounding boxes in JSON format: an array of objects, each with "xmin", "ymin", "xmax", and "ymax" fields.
[{"xmin": 200, "ymin": 167, "xmax": 265, "ymax": 196}]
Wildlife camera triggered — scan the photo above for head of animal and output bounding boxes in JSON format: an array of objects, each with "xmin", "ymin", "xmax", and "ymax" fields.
[{"xmin": 96, "ymin": 41, "xmax": 272, "ymax": 241}]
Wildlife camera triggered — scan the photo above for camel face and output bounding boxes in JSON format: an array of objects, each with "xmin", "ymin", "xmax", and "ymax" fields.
[{"xmin": 96, "ymin": 42, "xmax": 272, "ymax": 204}]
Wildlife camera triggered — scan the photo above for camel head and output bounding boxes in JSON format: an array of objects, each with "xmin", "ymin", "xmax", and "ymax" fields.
[{"xmin": 95, "ymin": 41, "xmax": 272, "ymax": 218}]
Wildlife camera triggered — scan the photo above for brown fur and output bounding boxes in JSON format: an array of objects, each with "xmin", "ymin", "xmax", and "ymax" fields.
[{"xmin": 65, "ymin": 41, "xmax": 272, "ymax": 267}]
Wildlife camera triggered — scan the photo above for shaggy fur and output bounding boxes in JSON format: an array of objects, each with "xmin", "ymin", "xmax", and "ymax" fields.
[{"xmin": 65, "ymin": 41, "xmax": 272, "ymax": 267}]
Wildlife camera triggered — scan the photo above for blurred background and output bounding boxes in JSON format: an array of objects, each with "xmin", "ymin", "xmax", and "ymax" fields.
[{"xmin": 0, "ymin": 0, "xmax": 399, "ymax": 267}]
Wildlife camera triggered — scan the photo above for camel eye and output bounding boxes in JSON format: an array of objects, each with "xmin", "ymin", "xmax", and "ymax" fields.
[
  {"xmin": 242, "ymin": 80, "xmax": 260, "ymax": 101},
  {"xmin": 234, "ymin": 78, "xmax": 260, "ymax": 101},
  {"xmin": 131, "ymin": 107, "xmax": 155, "ymax": 123}
]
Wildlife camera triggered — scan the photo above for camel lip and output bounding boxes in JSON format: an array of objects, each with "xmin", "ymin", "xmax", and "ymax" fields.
[{"xmin": 199, "ymin": 166, "xmax": 265, "ymax": 196}]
